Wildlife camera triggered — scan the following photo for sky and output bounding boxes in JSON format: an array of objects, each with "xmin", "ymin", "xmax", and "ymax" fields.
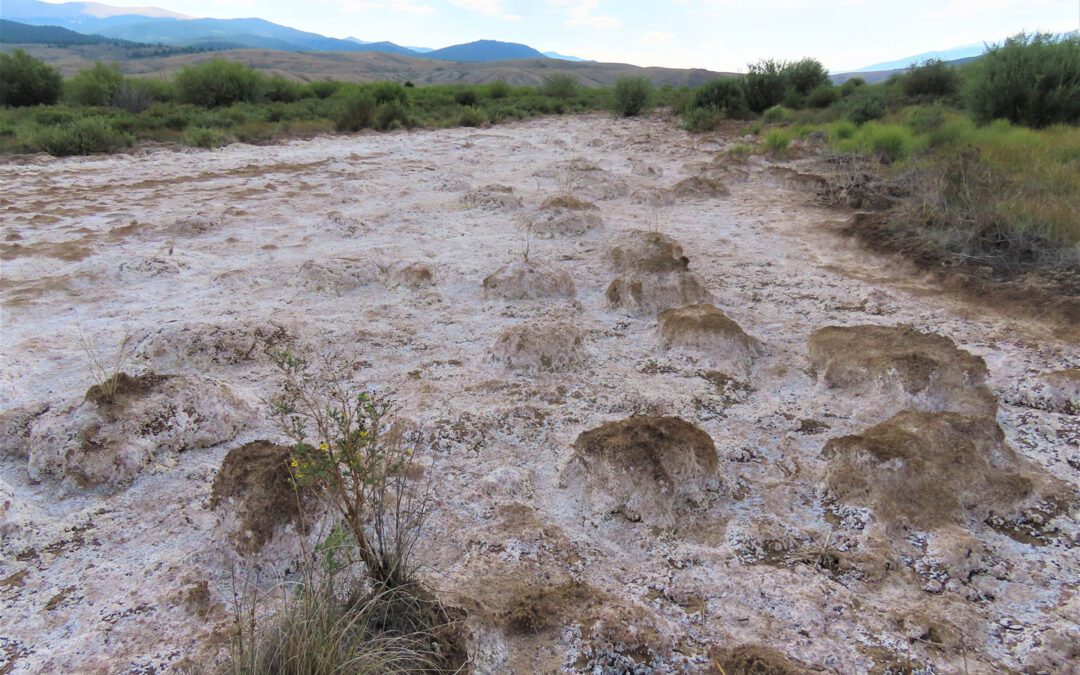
[{"xmin": 58, "ymin": 0, "xmax": 1080, "ymax": 71}]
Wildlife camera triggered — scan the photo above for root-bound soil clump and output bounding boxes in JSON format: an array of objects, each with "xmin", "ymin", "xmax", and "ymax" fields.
[
  {"xmin": 492, "ymin": 321, "xmax": 585, "ymax": 372},
  {"xmin": 657, "ymin": 303, "xmax": 761, "ymax": 375},
  {"xmin": 483, "ymin": 260, "xmax": 576, "ymax": 301}
]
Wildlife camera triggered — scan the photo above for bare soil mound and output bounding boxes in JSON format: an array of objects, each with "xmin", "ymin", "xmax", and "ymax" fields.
[
  {"xmin": 671, "ymin": 175, "xmax": 729, "ymax": 198},
  {"xmin": 462, "ymin": 184, "xmax": 522, "ymax": 211},
  {"xmin": 605, "ymin": 230, "xmax": 686, "ymax": 273},
  {"xmin": 808, "ymin": 325, "xmax": 997, "ymax": 418},
  {"xmin": 483, "ymin": 260, "xmax": 576, "ymax": 301},
  {"xmin": 562, "ymin": 416, "xmax": 719, "ymax": 526},
  {"xmin": 823, "ymin": 411, "xmax": 1055, "ymax": 530},
  {"xmin": 708, "ymin": 644, "xmax": 810, "ymax": 675},
  {"xmin": 658, "ymin": 304, "xmax": 760, "ymax": 374},
  {"xmin": 528, "ymin": 195, "xmax": 603, "ymax": 238},
  {"xmin": 606, "ymin": 256, "xmax": 714, "ymax": 316},
  {"xmin": 492, "ymin": 321, "xmax": 585, "ymax": 372},
  {"xmin": 17, "ymin": 373, "xmax": 250, "ymax": 488},
  {"xmin": 134, "ymin": 321, "xmax": 292, "ymax": 372},
  {"xmin": 297, "ymin": 258, "xmax": 383, "ymax": 295},
  {"xmin": 388, "ymin": 261, "xmax": 436, "ymax": 289},
  {"xmin": 210, "ymin": 441, "xmax": 313, "ymax": 556}
]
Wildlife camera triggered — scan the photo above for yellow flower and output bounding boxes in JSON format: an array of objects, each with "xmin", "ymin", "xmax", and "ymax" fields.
[
  {"xmin": 319, "ymin": 442, "xmax": 329, "ymax": 452},
  {"xmin": 359, "ymin": 431, "xmax": 369, "ymax": 438},
  {"xmin": 290, "ymin": 458, "xmax": 299, "ymax": 468}
]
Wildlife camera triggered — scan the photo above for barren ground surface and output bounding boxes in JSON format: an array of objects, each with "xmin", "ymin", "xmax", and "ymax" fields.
[{"xmin": 1, "ymin": 114, "xmax": 1077, "ymax": 673}]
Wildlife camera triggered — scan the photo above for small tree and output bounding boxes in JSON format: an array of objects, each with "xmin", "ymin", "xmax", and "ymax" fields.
[
  {"xmin": 66, "ymin": 61, "xmax": 125, "ymax": 107},
  {"xmin": 613, "ymin": 76, "xmax": 652, "ymax": 117},
  {"xmin": 903, "ymin": 59, "xmax": 960, "ymax": 98},
  {"xmin": 965, "ymin": 32, "xmax": 1080, "ymax": 127},
  {"xmin": 744, "ymin": 58, "xmax": 787, "ymax": 113},
  {"xmin": 175, "ymin": 59, "xmax": 262, "ymax": 107},
  {"xmin": 0, "ymin": 49, "xmax": 62, "ymax": 107},
  {"xmin": 784, "ymin": 58, "xmax": 830, "ymax": 96}
]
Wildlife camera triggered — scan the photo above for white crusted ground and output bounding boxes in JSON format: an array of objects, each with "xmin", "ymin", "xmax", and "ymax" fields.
[{"xmin": 0, "ymin": 113, "xmax": 1077, "ymax": 673}]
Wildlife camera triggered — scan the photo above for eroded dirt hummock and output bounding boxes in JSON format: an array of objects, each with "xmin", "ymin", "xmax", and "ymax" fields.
[{"xmin": 0, "ymin": 114, "xmax": 1076, "ymax": 674}]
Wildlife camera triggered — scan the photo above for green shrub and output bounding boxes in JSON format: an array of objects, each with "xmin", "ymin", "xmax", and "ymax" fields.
[
  {"xmin": 905, "ymin": 105, "xmax": 947, "ymax": 133},
  {"xmin": 65, "ymin": 62, "xmax": 125, "ymax": 107},
  {"xmin": 839, "ymin": 77, "xmax": 866, "ymax": 97},
  {"xmin": 374, "ymin": 101, "xmax": 411, "ymax": 130},
  {"xmin": 453, "ymin": 88, "xmax": 479, "ymax": 106},
  {"xmin": 902, "ymin": 59, "xmax": 960, "ymax": 99},
  {"xmin": 762, "ymin": 105, "xmax": 790, "ymax": 123},
  {"xmin": 682, "ymin": 107, "xmax": 725, "ymax": 132},
  {"xmin": 32, "ymin": 107, "xmax": 77, "ymax": 126},
  {"xmin": 304, "ymin": 80, "xmax": 342, "ymax": 99},
  {"xmin": 370, "ymin": 81, "xmax": 409, "ymax": 106},
  {"xmin": 785, "ymin": 58, "xmax": 830, "ymax": 96},
  {"xmin": 965, "ymin": 32, "xmax": 1080, "ymax": 127},
  {"xmin": 726, "ymin": 142, "xmax": 753, "ymax": 159},
  {"xmin": 263, "ymin": 75, "xmax": 301, "ymax": 103},
  {"xmin": 175, "ymin": 59, "xmax": 262, "ymax": 107},
  {"xmin": 32, "ymin": 117, "xmax": 131, "ymax": 156},
  {"xmin": 690, "ymin": 78, "xmax": 748, "ymax": 118},
  {"xmin": 486, "ymin": 79, "xmax": 510, "ymax": 99},
  {"xmin": 745, "ymin": 59, "xmax": 787, "ymax": 113},
  {"xmin": 807, "ymin": 84, "xmax": 839, "ymax": 108},
  {"xmin": 613, "ymin": 76, "xmax": 652, "ymax": 117},
  {"xmin": 841, "ymin": 86, "xmax": 887, "ymax": 124},
  {"xmin": 0, "ymin": 49, "xmax": 63, "ymax": 107},
  {"xmin": 864, "ymin": 123, "xmax": 915, "ymax": 162},
  {"xmin": 762, "ymin": 128, "xmax": 793, "ymax": 155},
  {"xmin": 827, "ymin": 120, "xmax": 856, "ymax": 142},
  {"xmin": 541, "ymin": 73, "xmax": 578, "ymax": 100},
  {"xmin": 336, "ymin": 90, "xmax": 376, "ymax": 132},
  {"xmin": 184, "ymin": 126, "xmax": 230, "ymax": 148},
  {"xmin": 109, "ymin": 81, "xmax": 153, "ymax": 113},
  {"xmin": 458, "ymin": 105, "xmax": 487, "ymax": 127}
]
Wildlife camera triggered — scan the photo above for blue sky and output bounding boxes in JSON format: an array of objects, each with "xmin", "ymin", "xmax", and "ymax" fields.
[{"xmin": 96, "ymin": 0, "xmax": 1080, "ymax": 71}]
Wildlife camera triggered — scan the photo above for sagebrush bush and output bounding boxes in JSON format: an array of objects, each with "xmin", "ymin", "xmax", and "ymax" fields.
[
  {"xmin": 762, "ymin": 105, "xmax": 790, "ymax": 123},
  {"xmin": 762, "ymin": 128, "xmax": 793, "ymax": 155},
  {"xmin": 0, "ymin": 49, "xmax": 62, "ymax": 107},
  {"xmin": 32, "ymin": 117, "xmax": 131, "ymax": 155},
  {"xmin": 807, "ymin": 84, "xmax": 839, "ymax": 108},
  {"xmin": 839, "ymin": 77, "xmax": 866, "ymax": 97},
  {"xmin": 486, "ymin": 80, "xmax": 511, "ymax": 99},
  {"xmin": 65, "ymin": 61, "xmax": 125, "ymax": 107},
  {"xmin": 965, "ymin": 32, "xmax": 1080, "ymax": 127},
  {"xmin": 682, "ymin": 107, "xmax": 725, "ymax": 132},
  {"xmin": 541, "ymin": 73, "xmax": 578, "ymax": 100},
  {"xmin": 453, "ymin": 88, "xmax": 479, "ymax": 106},
  {"xmin": 613, "ymin": 76, "xmax": 652, "ymax": 117},
  {"xmin": 175, "ymin": 59, "xmax": 261, "ymax": 107},
  {"xmin": 263, "ymin": 74, "xmax": 301, "ymax": 103},
  {"xmin": 370, "ymin": 81, "xmax": 409, "ymax": 106},
  {"xmin": 374, "ymin": 101, "xmax": 411, "ymax": 130}
]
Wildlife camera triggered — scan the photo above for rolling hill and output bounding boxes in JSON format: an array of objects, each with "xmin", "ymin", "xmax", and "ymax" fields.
[{"xmin": 0, "ymin": 18, "xmax": 144, "ymax": 46}]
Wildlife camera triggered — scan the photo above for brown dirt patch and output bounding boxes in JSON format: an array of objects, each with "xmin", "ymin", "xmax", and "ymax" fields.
[
  {"xmin": 210, "ymin": 441, "xmax": 312, "ymax": 556},
  {"xmin": 823, "ymin": 411, "xmax": 1045, "ymax": 530},
  {"xmin": 707, "ymin": 644, "xmax": 810, "ymax": 674}
]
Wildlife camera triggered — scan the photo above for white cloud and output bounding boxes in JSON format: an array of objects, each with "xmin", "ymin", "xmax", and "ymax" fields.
[
  {"xmin": 551, "ymin": 0, "xmax": 621, "ymax": 29},
  {"xmin": 447, "ymin": 0, "xmax": 521, "ymax": 20}
]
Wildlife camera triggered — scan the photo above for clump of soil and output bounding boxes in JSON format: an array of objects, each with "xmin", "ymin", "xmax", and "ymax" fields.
[
  {"xmin": 528, "ymin": 195, "xmax": 603, "ymax": 238},
  {"xmin": 823, "ymin": 411, "xmax": 1052, "ymax": 530},
  {"xmin": 657, "ymin": 304, "xmax": 761, "ymax": 375},
  {"xmin": 210, "ymin": 441, "xmax": 312, "ymax": 556},
  {"xmin": 606, "ymin": 263, "xmax": 714, "ymax": 316},
  {"xmin": 808, "ymin": 324, "xmax": 997, "ymax": 418},
  {"xmin": 25, "ymin": 375, "xmax": 250, "ymax": 487},
  {"xmin": 388, "ymin": 261, "xmax": 435, "ymax": 289},
  {"xmin": 492, "ymin": 321, "xmax": 585, "ymax": 372},
  {"xmin": 707, "ymin": 644, "xmax": 809, "ymax": 674},
  {"xmin": 297, "ymin": 258, "xmax": 383, "ymax": 295},
  {"xmin": 562, "ymin": 416, "xmax": 719, "ymax": 526},
  {"xmin": 605, "ymin": 230, "xmax": 685, "ymax": 273},
  {"xmin": 483, "ymin": 260, "xmax": 576, "ymax": 301},
  {"xmin": 671, "ymin": 175, "xmax": 729, "ymax": 198},
  {"xmin": 462, "ymin": 184, "xmax": 522, "ymax": 211},
  {"xmin": 133, "ymin": 321, "xmax": 291, "ymax": 372},
  {"xmin": 501, "ymin": 580, "xmax": 606, "ymax": 635}
]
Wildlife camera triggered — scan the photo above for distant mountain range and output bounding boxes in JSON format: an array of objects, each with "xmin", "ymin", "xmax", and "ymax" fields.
[
  {"xmin": 2, "ymin": 0, "xmax": 588, "ymax": 62},
  {"xmin": 855, "ymin": 43, "xmax": 988, "ymax": 72}
]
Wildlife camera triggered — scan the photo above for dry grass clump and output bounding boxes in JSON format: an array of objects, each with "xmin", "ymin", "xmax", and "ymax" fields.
[{"xmin": 707, "ymin": 644, "xmax": 808, "ymax": 674}]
